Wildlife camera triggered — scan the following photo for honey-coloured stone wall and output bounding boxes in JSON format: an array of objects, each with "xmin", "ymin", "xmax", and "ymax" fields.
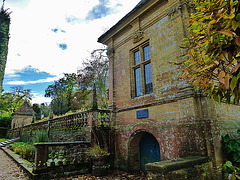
[{"xmin": 98, "ymin": 0, "xmax": 239, "ymax": 178}]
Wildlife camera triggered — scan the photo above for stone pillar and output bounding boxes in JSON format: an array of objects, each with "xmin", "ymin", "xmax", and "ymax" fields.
[
  {"xmin": 200, "ymin": 97, "xmax": 223, "ymax": 179},
  {"xmin": 106, "ymin": 39, "xmax": 115, "ymax": 111},
  {"xmin": 34, "ymin": 144, "xmax": 48, "ymax": 173}
]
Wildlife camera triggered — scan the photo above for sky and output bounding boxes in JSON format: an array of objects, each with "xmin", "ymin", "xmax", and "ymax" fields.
[{"xmin": 2, "ymin": 0, "xmax": 140, "ymax": 104}]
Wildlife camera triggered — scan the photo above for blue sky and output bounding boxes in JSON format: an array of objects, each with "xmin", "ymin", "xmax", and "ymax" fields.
[{"xmin": 2, "ymin": 0, "xmax": 140, "ymax": 104}]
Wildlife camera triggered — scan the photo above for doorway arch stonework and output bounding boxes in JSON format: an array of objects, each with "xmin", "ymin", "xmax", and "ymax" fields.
[{"xmin": 128, "ymin": 127, "xmax": 161, "ymax": 172}]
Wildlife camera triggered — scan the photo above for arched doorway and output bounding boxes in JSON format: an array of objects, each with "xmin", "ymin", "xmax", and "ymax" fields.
[
  {"xmin": 139, "ymin": 133, "xmax": 160, "ymax": 171},
  {"xmin": 128, "ymin": 131, "xmax": 160, "ymax": 172}
]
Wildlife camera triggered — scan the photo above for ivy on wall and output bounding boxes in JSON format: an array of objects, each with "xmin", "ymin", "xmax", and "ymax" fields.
[{"xmin": 0, "ymin": 5, "xmax": 10, "ymax": 92}]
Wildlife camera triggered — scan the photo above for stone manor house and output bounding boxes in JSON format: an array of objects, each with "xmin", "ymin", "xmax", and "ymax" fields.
[{"xmin": 98, "ymin": 0, "xmax": 240, "ymax": 177}]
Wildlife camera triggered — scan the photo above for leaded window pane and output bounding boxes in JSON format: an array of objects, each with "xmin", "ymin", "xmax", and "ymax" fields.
[
  {"xmin": 143, "ymin": 45, "xmax": 150, "ymax": 61},
  {"xmin": 144, "ymin": 63, "xmax": 153, "ymax": 94},
  {"xmin": 135, "ymin": 67, "xmax": 142, "ymax": 97},
  {"xmin": 134, "ymin": 51, "xmax": 140, "ymax": 65}
]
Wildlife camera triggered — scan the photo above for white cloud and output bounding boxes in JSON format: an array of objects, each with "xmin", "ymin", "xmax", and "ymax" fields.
[
  {"xmin": 32, "ymin": 92, "xmax": 51, "ymax": 104},
  {"xmin": 4, "ymin": 0, "xmax": 140, "ymax": 104},
  {"xmin": 5, "ymin": 0, "xmax": 140, "ymax": 74},
  {"xmin": 6, "ymin": 75, "xmax": 63, "ymax": 85}
]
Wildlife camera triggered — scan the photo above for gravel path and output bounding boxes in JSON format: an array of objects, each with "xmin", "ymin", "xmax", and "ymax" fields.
[
  {"xmin": 53, "ymin": 171, "xmax": 147, "ymax": 180},
  {"xmin": 0, "ymin": 149, "xmax": 28, "ymax": 180}
]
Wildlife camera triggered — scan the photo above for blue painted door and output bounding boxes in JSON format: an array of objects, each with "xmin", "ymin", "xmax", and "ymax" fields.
[{"xmin": 139, "ymin": 133, "xmax": 160, "ymax": 171}]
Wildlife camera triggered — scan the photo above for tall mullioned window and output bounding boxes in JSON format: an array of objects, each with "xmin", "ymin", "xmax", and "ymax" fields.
[{"xmin": 132, "ymin": 43, "xmax": 153, "ymax": 97}]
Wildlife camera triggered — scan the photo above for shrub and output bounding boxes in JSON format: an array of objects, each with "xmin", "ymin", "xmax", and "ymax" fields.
[
  {"xmin": 0, "ymin": 138, "xmax": 8, "ymax": 142},
  {"xmin": 223, "ymin": 130, "xmax": 240, "ymax": 166},
  {"xmin": 32, "ymin": 130, "xmax": 49, "ymax": 143},
  {"xmin": 10, "ymin": 142, "xmax": 35, "ymax": 162},
  {"xmin": 223, "ymin": 161, "xmax": 240, "ymax": 180},
  {"xmin": 89, "ymin": 144, "xmax": 108, "ymax": 156},
  {"xmin": 223, "ymin": 130, "xmax": 240, "ymax": 179}
]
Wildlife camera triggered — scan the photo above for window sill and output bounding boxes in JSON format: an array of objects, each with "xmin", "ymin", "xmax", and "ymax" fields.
[{"xmin": 132, "ymin": 92, "xmax": 154, "ymax": 100}]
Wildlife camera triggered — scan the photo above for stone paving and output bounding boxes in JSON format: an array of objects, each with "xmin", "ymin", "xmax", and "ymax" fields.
[
  {"xmin": 0, "ymin": 149, "xmax": 27, "ymax": 180},
  {"xmin": 53, "ymin": 171, "xmax": 147, "ymax": 180}
]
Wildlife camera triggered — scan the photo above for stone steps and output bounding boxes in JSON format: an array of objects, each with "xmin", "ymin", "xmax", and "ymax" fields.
[{"xmin": 0, "ymin": 137, "xmax": 20, "ymax": 147}]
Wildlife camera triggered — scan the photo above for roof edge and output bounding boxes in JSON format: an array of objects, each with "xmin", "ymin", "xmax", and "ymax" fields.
[{"xmin": 97, "ymin": 0, "xmax": 148, "ymax": 44}]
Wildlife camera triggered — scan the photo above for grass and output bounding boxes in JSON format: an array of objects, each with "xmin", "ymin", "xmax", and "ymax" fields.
[{"xmin": 0, "ymin": 138, "xmax": 8, "ymax": 142}]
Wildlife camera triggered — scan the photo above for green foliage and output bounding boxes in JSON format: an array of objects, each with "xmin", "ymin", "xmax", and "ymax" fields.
[
  {"xmin": 45, "ymin": 48, "xmax": 109, "ymax": 115},
  {"xmin": 10, "ymin": 142, "xmax": 35, "ymax": 162},
  {"xmin": 40, "ymin": 103, "xmax": 50, "ymax": 118},
  {"xmin": 21, "ymin": 131, "xmax": 32, "ymax": 144},
  {"xmin": 32, "ymin": 103, "xmax": 41, "ymax": 120},
  {"xmin": 223, "ymin": 161, "xmax": 240, "ymax": 180},
  {"xmin": 182, "ymin": 0, "xmax": 240, "ymax": 104},
  {"xmin": 0, "ymin": 116, "xmax": 11, "ymax": 127},
  {"xmin": 11, "ymin": 130, "xmax": 49, "ymax": 162},
  {"xmin": 21, "ymin": 130, "xmax": 49, "ymax": 144},
  {"xmin": 0, "ymin": 114, "xmax": 11, "ymax": 138},
  {"xmin": 223, "ymin": 130, "xmax": 240, "ymax": 166},
  {"xmin": 0, "ymin": 5, "xmax": 11, "ymax": 92},
  {"xmin": 0, "ymin": 86, "xmax": 32, "ymax": 114},
  {"xmin": 0, "ymin": 138, "xmax": 8, "ymax": 142},
  {"xmin": 89, "ymin": 144, "xmax": 108, "ymax": 156},
  {"xmin": 45, "ymin": 73, "xmax": 78, "ymax": 115},
  {"xmin": 31, "ymin": 130, "xmax": 49, "ymax": 143},
  {"xmin": 0, "ymin": 127, "xmax": 8, "ymax": 138},
  {"xmin": 93, "ymin": 163, "xmax": 110, "ymax": 169},
  {"xmin": 32, "ymin": 130, "xmax": 49, "ymax": 143}
]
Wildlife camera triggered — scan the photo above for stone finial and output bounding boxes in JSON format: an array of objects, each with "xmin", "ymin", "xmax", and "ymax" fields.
[{"xmin": 91, "ymin": 82, "xmax": 98, "ymax": 110}]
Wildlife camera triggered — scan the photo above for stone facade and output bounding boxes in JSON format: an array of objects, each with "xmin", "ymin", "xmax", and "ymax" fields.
[
  {"xmin": 98, "ymin": 0, "xmax": 240, "ymax": 178},
  {"xmin": 12, "ymin": 101, "xmax": 35, "ymax": 128}
]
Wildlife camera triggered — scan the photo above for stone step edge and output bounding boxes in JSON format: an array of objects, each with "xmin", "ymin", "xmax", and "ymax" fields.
[{"xmin": 1, "ymin": 146, "xmax": 40, "ymax": 180}]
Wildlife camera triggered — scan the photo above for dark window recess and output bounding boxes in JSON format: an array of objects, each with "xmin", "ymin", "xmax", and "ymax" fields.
[
  {"xmin": 144, "ymin": 63, "xmax": 153, "ymax": 94},
  {"xmin": 144, "ymin": 45, "xmax": 150, "ymax": 61},
  {"xmin": 135, "ymin": 67, "xmax": 142, "ymax": 97},
  {"xmin": 132, "ymin": 43, "xmax": 153, "ymax": 97},
  {"xmin": 134, "ymin": 51, "xmax": 140, "ymax": 65}
]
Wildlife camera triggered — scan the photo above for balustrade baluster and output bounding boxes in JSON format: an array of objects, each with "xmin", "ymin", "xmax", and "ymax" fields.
[{"xmin": 84, "ymin": 113, "xmax": 88, "ymax": 126}]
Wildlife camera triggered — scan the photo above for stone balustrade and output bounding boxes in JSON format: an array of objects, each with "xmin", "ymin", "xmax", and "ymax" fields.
[
  {"xmin": 8, "ymin": 109, "xmax": 112, "ymax": 176},
  {"xmin": 9, "ymin": 109, "xmax": 111, "ymax": 135}
]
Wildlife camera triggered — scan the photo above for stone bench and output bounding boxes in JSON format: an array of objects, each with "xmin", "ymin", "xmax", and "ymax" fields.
[{"xmin": 146, "ymin": 156, "xmax": 210, "ymax": 180}]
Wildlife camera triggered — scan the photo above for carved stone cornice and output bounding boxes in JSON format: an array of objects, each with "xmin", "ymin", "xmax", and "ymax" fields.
[
  {"xmin": 107, "ymin": 47, "xmax": 115, "ymax": 58},
  {"xmin": 167, "ymin": 1, "xmax": 195, "ymax": 20}
]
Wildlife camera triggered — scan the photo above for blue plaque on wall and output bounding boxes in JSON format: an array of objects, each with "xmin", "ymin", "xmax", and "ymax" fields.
[{"xmin": 136, "ymin": 109, "xmax": 149, "ymax": 119}]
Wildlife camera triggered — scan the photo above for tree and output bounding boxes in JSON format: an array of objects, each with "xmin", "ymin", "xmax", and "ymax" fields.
[
  {"xmin": 77, "ymin": 48, "xmax": 109, "ymax": 109},
  {"xmin": 33, "ymin": 103, "xmax": 41, "ymax": 120},
  {"xmin": 0, "ymin": 4, "xmax": 11, "ymax": 92},
  {"xmin": 45, "ymin": 73, "xmax": 78, "ymax": 115},
  {"xmin": 40, "ymin": 103, "xmax": 50, "ymax": 118},
  {"xmin": 0, "ymin": 86, "xmax": 32, "ymax": 114},
  {"xmin": 182, "ymin": 0, "xmax": 240, "ymax": 104}
]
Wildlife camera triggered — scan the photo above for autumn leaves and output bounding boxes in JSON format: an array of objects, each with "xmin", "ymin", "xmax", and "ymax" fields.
[{"xmin": 182, "ymin": 0, "xmax": 240, "ymax": 104}]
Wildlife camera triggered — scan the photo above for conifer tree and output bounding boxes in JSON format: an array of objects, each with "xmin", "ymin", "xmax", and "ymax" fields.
[{"xmin": 0, "ymin": 2, "xmax": 10, "ymax": 92}]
